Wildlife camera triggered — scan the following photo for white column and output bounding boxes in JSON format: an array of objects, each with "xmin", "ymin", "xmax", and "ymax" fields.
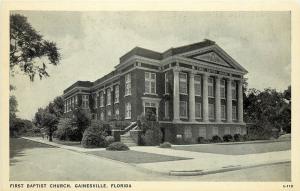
[
  {"xmin": 238, "ymin": 80, "xmax": 244, "ymax": 123},
  {"xmin": 173, "ymin": 67, "xmax": 180, "ymax": 122},
  {"xmin": 226, "ymin": 78, "xmax": 232, "ymax": 123},
  {"xmin": 215, "ymin": 76, "xmax": 221, "ymax": 122},
  {"xmin": 202, "ymin": 73, "xmax": 209, "ymax": 122},
  {"xmin": 189, "ymin": 71, "xmax": 196, "ymax": 122}
]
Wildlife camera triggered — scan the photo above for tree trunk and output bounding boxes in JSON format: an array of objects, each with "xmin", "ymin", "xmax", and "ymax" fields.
[{"xmin": 49, "ymin": 132, "xmax": 53, "ymax": 142}]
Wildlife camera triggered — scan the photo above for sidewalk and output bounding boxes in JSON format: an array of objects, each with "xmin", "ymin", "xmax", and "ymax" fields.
[
  {"xmin": 130, "ymin": 146, "xmax": 290, "ymax": 175},
  {"xmin": 22, "ymin": 136, "xmax": 291, "ymax": 176}
]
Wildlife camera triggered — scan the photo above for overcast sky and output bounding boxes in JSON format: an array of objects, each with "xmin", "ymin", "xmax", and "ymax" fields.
[{"xmin": 10, "ymin": 11, "xmax": 291, "ymax": 120}]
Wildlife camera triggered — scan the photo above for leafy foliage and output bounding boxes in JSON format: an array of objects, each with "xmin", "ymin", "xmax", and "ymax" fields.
[
  {"xmin": 106, "ymin": 142, "xmax": 129, "ymax": 151},
  {"xmin": 10, "ymin": 14, "xmax": 60, "ymax": 81},
  {"xmin": 81, "ymin": 120, "xmax": 109, "ymax": 148},
  {"xmin": 137, "ymin": 111, "xmax": 162, "ymax": 146},
  {"xmin": 223, "ymin": 134, "xmax": 233, "ymax": 142},
  {"xmin": 9, "ymin": 118, "xmax": 34, "ymax": 137},
  {"xmin": 233, "ymin": 134, "xmax": 243, "ymax": 142},
  {"xmin": 55, "ymin": 118, "xmax": 81, "ymax": 141},
  {"xmin": 244, "ymin": 86, "xmax": 291, "ymax": 138},
  {"xmin": 211, "ymin": 135, "xmax": 222, "ymax": 143},
  {"xmin": 197, "ymin": 137, "xmax": 209, "ymax": 144},
  {"xmin": 159, "ymin": 142, "xmax": 172, "ymax": 148}
]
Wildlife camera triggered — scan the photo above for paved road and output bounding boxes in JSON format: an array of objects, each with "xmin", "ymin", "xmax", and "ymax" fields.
[{"xmin": 10, "ymin": 138, "xmax": 290, "ymax": 181}]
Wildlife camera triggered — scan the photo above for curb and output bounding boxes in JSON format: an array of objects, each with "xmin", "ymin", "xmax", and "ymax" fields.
[{"xmin": 169, "ymin": 160, "xmax": 291, "ymax": 176}]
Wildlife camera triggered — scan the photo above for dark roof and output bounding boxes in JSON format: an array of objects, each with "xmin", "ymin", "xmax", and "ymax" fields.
[
  {"xmin": 120, "ymin": 46, "xmax": 162, "ymax": 63},
  {"xmin": 64, "ymin": 81, "xmax": 93, "ymax": 94},
  {"xmin": 119, "ymin": 39, "xmax": 216, "ymax": 63},
  {"xmin": 162, "ymin": 39, "xmax": 215, "ymax": 58}
]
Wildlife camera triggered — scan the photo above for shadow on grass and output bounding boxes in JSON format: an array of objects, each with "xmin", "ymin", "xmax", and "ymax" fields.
[{"xmin": 10, "ymin": 137, "xmax": 56, "ymax": 166}]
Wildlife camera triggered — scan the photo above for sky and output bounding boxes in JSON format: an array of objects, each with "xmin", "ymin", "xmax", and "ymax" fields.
[{"xmin": 10, "ymin": 11, "xmax": 291, "ymax": 120}]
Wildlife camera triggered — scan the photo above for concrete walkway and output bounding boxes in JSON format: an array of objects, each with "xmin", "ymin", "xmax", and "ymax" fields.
[
  {"xmin": 130, "ymin": 146, "xmax": 290, "ymax": 175},
  {"xmin": 22, "ymin": 136, "xmax": 291, "ymax": 176}
]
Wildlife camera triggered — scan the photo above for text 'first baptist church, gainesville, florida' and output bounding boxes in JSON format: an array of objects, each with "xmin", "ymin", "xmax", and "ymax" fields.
[{"xmin": 62, "ymin": 39, "xmax": 248, "ymax": 144}]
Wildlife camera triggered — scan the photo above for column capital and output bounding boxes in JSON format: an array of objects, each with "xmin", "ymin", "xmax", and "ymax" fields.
[{"xmin": 173, "ymin": 66, "xmax": 180, "ymax": 73}]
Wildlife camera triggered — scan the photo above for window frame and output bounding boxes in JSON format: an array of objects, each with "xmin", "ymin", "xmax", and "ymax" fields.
[
  {"xmin": 221, "ymin": 104, "xmax": 226, "ymax": 120},
  {"xmin": 232, "ymin": 105, "xmax": 237, "ymax": 120},
  {"xmin": 125, "ymin": 73, "xmax": 131, "ymax": 96},
  {"xmin": 195, "ymin": 102, "xmax": 202, "ymax": 119},
  {"xmin": 179, "ymin": 72, "xmax": 188, "ymax": 95},
  {"xmin": 179, "ymin": 101, "xmax": 188, "ymax": 118},
  {"xmin": 208, "ymin": 103, "xmax": 215, "ymax": 120},
  {"xmin": 220, "ymin": 79, "xmax": 226, "ymax": 99},
  {"xmin": 165, "ymin": 72, "xmax": 169, "ymax": 94},
  {"xmin": 106, "ymin": 88, "xmax": 111, "ymax": 106},
  {"xmin": 232, "ymin": 81, "xmax": 237, "ymax": 100},
  {"xmin": 208, "ymin": 77, "xmax": 214, "ymax": 98},
  {"xmin": 145, "ymin": 71, "xmax": 157, "ymax": 94},
  {"xmin": 125, "ymin": 102, "xmax": 131, "ymax": 119},
  {"xmin": 164, "ymin": 100, "xmax": 169, "ymax": 119},
  {"xmin": 194, "ymin": 75, "xmax": 202, "ymax": 96},
  {"xmin": 114, "ymin": 85, "xmax": 119, "ymax": 103}
]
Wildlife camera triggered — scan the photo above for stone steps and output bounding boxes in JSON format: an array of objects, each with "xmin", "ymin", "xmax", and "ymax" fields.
[{"xmin": 120, "ymin": 135, "xmax": 137, "ymax": 147}]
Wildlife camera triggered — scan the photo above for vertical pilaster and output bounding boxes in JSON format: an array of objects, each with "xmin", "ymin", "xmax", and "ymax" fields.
[
  {"xmin": 189, "ymin": 72, "xmax": 196, "ymax": 122},
  {"xmin": 173, "ymin": 67, "xmax": 180, "ymax": 122},
  {"xmin": 227, "ymin": 78, "xmax": 232, "ymax": 122},
  {"xmin": 215, "ymin": 76, "xmax": 221, "ymax": 122},
  {"xmin": 238, "ymin": 80, "xmax": 244, "ymax": 123},
  {"xmin": 202, "ymin": 73, "xmax": 209, "ymax": 122}
]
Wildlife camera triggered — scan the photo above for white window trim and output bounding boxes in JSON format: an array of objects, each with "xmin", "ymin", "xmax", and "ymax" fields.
[
  {"xmin": 114, "ymin": 85, "xmax": 119, "ymax": 103},
  {"xmin": 194, "ymin": 75, "xmax": 202, "ymax": 96},
  {"xmin": 125, "ymin": 73, "xmax": 131, "ymax": 96},
  {"xmin": 165, "ymin": 72, "xmax": 169, "ymax": 95},
  {"xmin": 221, "ymin": 105, "xmax": 226, "ymax": 120},
  {"xmin": 125, "ymin": 102, "xmax": 131, "ymax": 119},
  {"xmin": 195, "ymin": 102, "xmax": 202, "ymax": 119},
  {"xmin": 179, "ymin": 101, "xmax": 188, "ymax": 118},
  {"xmin": 179, "ymin": 72, "xmax": 188, "ymax": 95},
  {"xmin": 208, "ymin": 77, "xmax": 214, "ymax": 98},
  {"xmin": 145, "ymin": 72, "xmax": 156, "ymax": 94}
]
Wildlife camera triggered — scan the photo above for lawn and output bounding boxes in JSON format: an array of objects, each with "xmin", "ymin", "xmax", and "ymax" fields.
[
  {"xmin": 171, "ymin": 140, "xmax": 291, "ymax": 155},
  {"xmin": 52, "ymin": 138, "xmax": 82, "ymax": 148},
  {"xmin": 87, "ymin": 150, "xmax": 192, "ymax": 164}
]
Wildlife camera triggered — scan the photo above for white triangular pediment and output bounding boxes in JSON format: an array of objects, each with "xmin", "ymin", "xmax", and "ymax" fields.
[{"xmin": 190, "ymin": 51, "xmax": 232, "ymax": 68}]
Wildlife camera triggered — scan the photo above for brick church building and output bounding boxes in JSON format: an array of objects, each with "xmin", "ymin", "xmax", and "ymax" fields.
[{"xmin": 63, "ymin": 39, "xmax": 248, "ymax": 143}]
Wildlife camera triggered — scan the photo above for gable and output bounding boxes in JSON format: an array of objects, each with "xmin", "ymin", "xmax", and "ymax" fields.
[{"xmin": 187, "ymin": 51, "xmax": 234, "ymax": 69}]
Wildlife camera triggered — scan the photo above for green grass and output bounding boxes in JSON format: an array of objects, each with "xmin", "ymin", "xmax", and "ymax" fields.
[
  {"xmin": 87, "ymin": 150, "xmax": 191, "ymax": 164},
  {"xmin": 172, "ymin": 141, "xmax": 291, "ymax": 155}
]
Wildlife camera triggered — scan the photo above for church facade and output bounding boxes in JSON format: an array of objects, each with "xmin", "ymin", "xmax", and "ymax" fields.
[{"xmin": 63, "ymin": 40, "xmax": 248, "ymax": 143}]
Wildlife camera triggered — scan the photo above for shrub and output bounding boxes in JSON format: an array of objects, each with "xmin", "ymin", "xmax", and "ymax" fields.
[
  {"xmin": 197, "ymin": 137, "xmax": 209, "ymax": 144},
  {"xmin": 106, "ymin": 142, "xmax": 129, "ymax": 151},
  {"xmin": 159, "ymin": 142, "xmax": 172, "ymax": 148},
  {"xmin": 138, "ymin": 112, "xmax": 162, "ymax": 146},
  {"xmin": 105, "ymin": 136, "xmax": 115, "ymax": 145},
  {"xmin": 211, "ymin": 135, "xmax": 222, "ymax": 143},
  {"xmin": 81, "ymin": 121, "xmax": 109, "ymax": 148},
  {"xmin": 223, "ymin": 134, "xmax": 233, "ymax": 142},
  {"xmin": 55, "ymin": 118, "xmax": 82, "ymax": 141},
  {"xmin": 233, "ymin": 134, "xmax": 243, "ymax": 142}
]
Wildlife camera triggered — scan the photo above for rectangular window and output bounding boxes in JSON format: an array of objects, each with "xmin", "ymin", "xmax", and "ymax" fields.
[
  {"xmin": 115, "ymin": 107, "xmax": 119, "ymax": 119},
  {"xmin": 145, "ymin": 72, "xmax": 156, "ymax": 94},
  {"xmin": 208, "ymin": 77, "xmax": 214, "ymax": 97},
  {"xmin": 100, "ymin": 112, "xmax": 104, "ymax": 121},
  {"xmin": 100, "ymin": 91, "xmax": 104, "ymax": 107},
  {"xmin": 195, "ymin": 75, "xmax": 201, "ymax": 96},
  {"xmin": 125, "ymin": 73, "xmax": 131, "ymax": 96},
  {"xmin": 125, "ymin": 102, "xmax": 131, "ymax": 119},
  {"xmin": 232, "ymin": 81, "xmax": 237, "ymax": 100},
  {"xmin": 107, "ymin": 88, "xmax": 111, "ymax": 105},
  {"xmin": 82, "ymin": 95, "xmax": 89, "ymax": 109},
  {"xmin": 64, "ymin": 101, "xmax": 67, "ymax": 113},
  {"xmin": 165, "ymin": 72, "xmax": 169, "ymax": 94},
  {"xmin": 165, "ymin": 101, "xmax": 169, "ymax": 119},
  {"xmin": 114, "ymin": 85, "xmax": 119, "ymax": 103},
  {"xmin": 180, "ymin": 101, "xmax": 187, "ymax": 117},
  {"xmin": 221, "ymin": 105, "xmax": 226, "ymax": 120},
  {"xmin": 179, "ymin": 73, "xmax": 187, "ymax": 94},
  {"xmin": 232, "ymin": 105, "xmax": 237, "ymax": 120},
  {"xmin": 209, "ymin": 103, "xmax": 215, "ymax": 120},
  {"xmin": 195, "ymin": 102, "xmax": 202, "ymax": 118},
  {"xmin": 94, "ymin": 95, "xmax": 98, "ymax": 108},
  {"xmin": 221, "ymin": 79, "xmax": 226, "ymax": 99},
  {"xmin": 212, "ymin": 126, "xmax": 219, "ymax": 136}
]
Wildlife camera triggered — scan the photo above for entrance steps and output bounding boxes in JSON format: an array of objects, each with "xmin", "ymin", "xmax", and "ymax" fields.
[{"xmin": 120, "ymin": 134, "xmax": 137, "ymax": 147}]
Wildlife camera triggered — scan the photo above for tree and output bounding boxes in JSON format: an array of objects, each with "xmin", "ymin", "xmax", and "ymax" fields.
[
  {"xmin": 10, "ymin": 14, "xmax": 60, "ymax": 81},
  {"xmin": 41, "ymin": 111, "xmax": 58, "ymax": 142},
  {"xmin": 71, "ymin": 107, "xmax": 91, "ymax": 140}
]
